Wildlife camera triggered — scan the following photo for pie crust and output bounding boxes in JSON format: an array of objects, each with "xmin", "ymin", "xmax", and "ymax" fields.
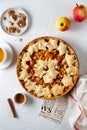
[{"xmin": 16, "ymin": 36, "xmax": 79, "ymax": 99}]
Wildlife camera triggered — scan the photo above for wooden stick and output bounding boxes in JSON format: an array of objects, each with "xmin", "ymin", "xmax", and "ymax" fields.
[{"xmin": 7, "ymin": 98, "xmax": 17, "ymax": 118}]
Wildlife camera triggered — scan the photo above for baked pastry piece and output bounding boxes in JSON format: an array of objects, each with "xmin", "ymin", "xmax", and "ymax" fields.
[{"xmin": 16, "ymin": 36, "xmax": 79, "ymax": 99}]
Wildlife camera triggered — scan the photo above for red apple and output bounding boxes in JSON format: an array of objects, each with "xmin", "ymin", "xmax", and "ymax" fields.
[
  {"xmin": 56, "ymin": 17, "xmax": 71, "ymax": 31},
  {"xmin": 73, "ymin": 4, "xmax": 87, "ymax": 22}
]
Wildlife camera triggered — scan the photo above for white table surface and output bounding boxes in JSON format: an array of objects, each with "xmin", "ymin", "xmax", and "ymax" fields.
[{"xmin": 0, "ymin": 0, "xmax": 87, "ymax": 130}]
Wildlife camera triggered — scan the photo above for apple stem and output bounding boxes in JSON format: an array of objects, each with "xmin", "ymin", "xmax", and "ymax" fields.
[{"xmin": 76, "ymin": 3, "xmax": 78, "ymax": 7}]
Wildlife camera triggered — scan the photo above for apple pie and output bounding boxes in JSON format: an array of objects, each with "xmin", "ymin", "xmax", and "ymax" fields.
[{"xmin": 16, "ymin": 36, "xmax": 79, "ymax": 99}]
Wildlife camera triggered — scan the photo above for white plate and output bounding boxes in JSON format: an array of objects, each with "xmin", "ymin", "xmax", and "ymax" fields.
[
  {"xmin": 0, "ymin": 7, "xmax": 29, "ymax": 36},
  {"xmin": 0, "ymin": 41, "xmax": 13, "ymax": 69}
]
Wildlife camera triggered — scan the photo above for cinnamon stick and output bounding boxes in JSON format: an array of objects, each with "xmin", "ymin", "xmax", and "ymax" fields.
[{"xmin": 7, "ymin": 98, "xmax": 17, "ymax": 118}]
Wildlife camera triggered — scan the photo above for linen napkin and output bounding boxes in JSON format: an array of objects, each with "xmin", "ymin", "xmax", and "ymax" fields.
[{"xmin": 68, "ymin": 75, "xmax": 87, "ymax": 130}]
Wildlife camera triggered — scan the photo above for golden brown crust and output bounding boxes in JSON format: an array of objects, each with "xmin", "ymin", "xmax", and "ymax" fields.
[{"xmin": 16, "ymin": 36, "xmax": 79, "ymax": 99}]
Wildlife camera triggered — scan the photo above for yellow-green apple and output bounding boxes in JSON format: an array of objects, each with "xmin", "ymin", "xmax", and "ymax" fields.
[
  {"xmin": 56, "ymin": 17, "xmax": 71, "ymax": 31},
  {"xmin": 73, "ymin": 4, "xmax": 87, "ymax": 22}
]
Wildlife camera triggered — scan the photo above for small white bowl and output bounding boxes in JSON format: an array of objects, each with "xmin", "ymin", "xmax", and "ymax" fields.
[
  {"xmin": 0, "ymin": 41, "xmax": 13, "ymax": 69},
  {"xmin": 0, "ymin": 47, "xmax": 7, "ymax": 64},
  {"xmin": 14, "ymin": 93, "xmax": 26, "ymax": 105}
]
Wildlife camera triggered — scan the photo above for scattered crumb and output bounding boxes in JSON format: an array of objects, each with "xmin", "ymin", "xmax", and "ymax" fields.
[
  {"xmin": 3, "ymin": 17, "xmax": 6, "ymax": 20},
  {"xmin": 8, "ymin": 10, "xmax": 15, "ymax": 16},
  {"xmin": 18, "ymin": 13, "xmax": 26, "ymax": 21},
  {"xmin": 15, "ymin": 28, "xmax": 20, "ymax": 33},
  {"xmin": 7, "ymin": 27, "xmax": 16, "ymax": 33},
  {"xmin": 6, "ymin": 27, "xmax": 8, "ymax": 31},
  {"xmin": 14, "ymin": 38, "xmax": 23, "ymax": 42},
  {"xmin": 9, "ymin": 21, "xmax": 14, "ymax": 26},
  {"xmin": 17, "ymin": 20, "xmax": 26, "ymax": 27},
  {"xmin": 8, "ymin": 10, "xmax": 17, "ymax": 21},
  {"xmin": 19, "ymin": 38, "xmax": 23, "ymax": 41},
  {"xmin": 6, "ymin": 27, "xmax": 21, "ymax": 34},
  {"xmin": 11, "ymin": 14, "xmax": 17, "ymax": 21}
]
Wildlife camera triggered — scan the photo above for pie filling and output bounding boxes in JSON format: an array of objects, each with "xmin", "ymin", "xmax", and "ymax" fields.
[{"xmin": 17, "ymin": 37, "xmax": 78, "ymax": 99}]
